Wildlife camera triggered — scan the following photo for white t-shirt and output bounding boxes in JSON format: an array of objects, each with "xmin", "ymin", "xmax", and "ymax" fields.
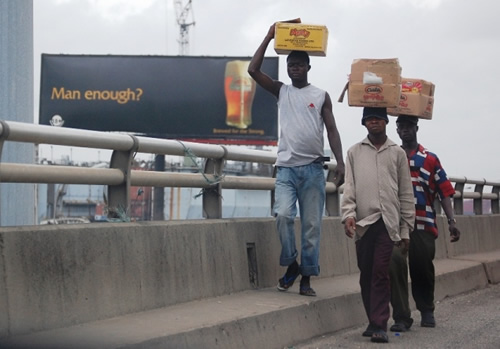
[{"xmin": 276, "ymin": 84, "xmax": 326, "ymax": 167}]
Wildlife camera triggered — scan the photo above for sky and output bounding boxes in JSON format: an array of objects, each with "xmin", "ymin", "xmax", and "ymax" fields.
[{"xmin": 33, "ymin": 0, "xmax": 500, "ymax": 182}]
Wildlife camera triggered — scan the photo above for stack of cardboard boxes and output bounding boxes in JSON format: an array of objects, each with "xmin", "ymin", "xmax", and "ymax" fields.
[
  {"xmin": 339, "ymin": 58, "xmax": 435, "ymax": 119},
  {"xmin": 388, "ymin": 78, "xmax": 435, "ymax": 119}
]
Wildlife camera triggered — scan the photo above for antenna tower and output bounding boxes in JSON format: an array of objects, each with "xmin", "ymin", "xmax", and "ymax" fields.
[{"xmin": 174, "ymin": 0, "xmax": 195, "ymax": 55}]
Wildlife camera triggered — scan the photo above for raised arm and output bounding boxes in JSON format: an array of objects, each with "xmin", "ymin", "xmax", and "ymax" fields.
[{"xmin": 247, "ymin": 23, "xmax": 283, "ymax": 98}]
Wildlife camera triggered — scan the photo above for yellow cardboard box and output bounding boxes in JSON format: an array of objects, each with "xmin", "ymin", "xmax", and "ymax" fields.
[
  {"xmin": 274, "ymin": 22, "xmax": 328, "ymax": 56},
  {"xmin": 338, "ymin": 58, "xmax": 402, "ymax": 108},
  {"xmin": 388, "ymin": 78, "xmax": 435, "ymax": 119}
]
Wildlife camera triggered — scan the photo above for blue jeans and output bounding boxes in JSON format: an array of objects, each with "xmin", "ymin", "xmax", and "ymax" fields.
[{"xmin": 273, "ymin": 163, "xmax": 325, "ymax": 276}]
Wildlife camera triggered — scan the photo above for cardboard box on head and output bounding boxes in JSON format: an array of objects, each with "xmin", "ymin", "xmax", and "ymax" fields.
[
  {"xmin": 338, "ymin": 58, "xmax": 402, "ymax": 108},
  {"xmin": 388, "ymin": 78, "xmax": 435, "ymax": 119},
  {"xmin": 274, "ymin": 21, "xmax": 329, "ymax": 57}
]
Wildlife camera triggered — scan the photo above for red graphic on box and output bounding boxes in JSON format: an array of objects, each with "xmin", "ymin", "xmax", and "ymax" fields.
[
  {"xmin": 402, "ymin": 81, "xmax": 422, "ymax": 93},
  {"xmin": 289, "ymin": 28, "xmax": 310, "ymax": 38}
]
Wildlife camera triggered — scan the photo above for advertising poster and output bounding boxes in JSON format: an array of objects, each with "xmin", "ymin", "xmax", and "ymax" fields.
[{"xmin": 39, "ymin": 54, "xmax": 279, "ymax": 145}]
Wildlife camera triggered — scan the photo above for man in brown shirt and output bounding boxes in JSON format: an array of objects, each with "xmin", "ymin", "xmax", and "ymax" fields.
[{"xmin": 341, "ymin": 107, "xmax": 415, "ymax": 343}]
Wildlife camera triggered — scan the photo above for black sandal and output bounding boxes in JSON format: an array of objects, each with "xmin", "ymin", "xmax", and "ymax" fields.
[
  {"xmin": 371, "ymin": 329, "xmax": 389, "ymax": 343},
  {"xmin": 362, "ymin": 324, "xmax": 376, "ymax": 337},
  {"xmin": 421, "ymin": 312, "xmax": 436, "ymax": 327},
  {"xmin": 390, "ymin": 322, "xmax": 410, "ymax": 332},
  {"xmin": 299, "ymin": 286, "xmax": 316, "ymax": 297}
]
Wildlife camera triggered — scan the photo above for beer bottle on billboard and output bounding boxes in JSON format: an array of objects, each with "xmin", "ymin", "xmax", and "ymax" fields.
[{"xmin": 224, "ymin": 60, "xmax": 256, "ymax": 129}]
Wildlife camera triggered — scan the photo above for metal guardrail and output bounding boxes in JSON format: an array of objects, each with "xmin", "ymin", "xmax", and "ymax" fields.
[
  {"xmin": 0, "ymin": 120, "xmax": 499, "ymax": 219},
  {"xmin": 447, "ymin": 176, "xmax": 500, "ymax": 215}
]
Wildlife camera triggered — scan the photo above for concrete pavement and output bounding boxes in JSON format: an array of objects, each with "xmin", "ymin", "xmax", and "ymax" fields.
[
  {"xmin": 295, "ymin": 282, "xmax": 500, "ymax": 348},
  {"xmin": 1, "ymin": 250, "xmax": 498, "ymax": 349}
]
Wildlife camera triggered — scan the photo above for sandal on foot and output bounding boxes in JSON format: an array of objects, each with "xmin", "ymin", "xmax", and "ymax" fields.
[
  {"xmin": 277, "ymin": 270, "xmax": 300, "ymax": 291},
  {"xmin": 390, "ymin": 321, "xmax": 411, "ymax": 332},
  {"xmin": 371, "ymin": 329, "xmax": 389, "ymax": 343},
  {"xmin": 299, "ymin": 286, "xmax": 316, "ymax": 297},
  {"xmin": 421, "ymin": 312, "xmax": 436, "ymax": 328},
  {"xmin": 362, "ymin": 324, "xmax": 376, "ymax": 337}
]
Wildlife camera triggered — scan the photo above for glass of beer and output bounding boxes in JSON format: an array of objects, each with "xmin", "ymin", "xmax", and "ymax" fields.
[{"xmin": 224, "ymin": 60, "xmax": 256, "ymax": 129}]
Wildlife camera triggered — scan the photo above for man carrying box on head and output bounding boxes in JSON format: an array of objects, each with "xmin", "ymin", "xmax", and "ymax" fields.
[
  {"xmin": 248, "ymin": 21, "xmax": 345, "ymax": 297},
  {"xmin": 341, "ymin": 107, "xmax": 415, "ymax": 343},
  {"xmin": 389, "ymin": 114, "xmax": 461, "ymax": 332}
]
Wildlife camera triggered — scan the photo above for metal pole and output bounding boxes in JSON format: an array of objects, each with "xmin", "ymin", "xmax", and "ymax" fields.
[{"xmin": 153, "ymin": 154, "xmax": 165, "ymax": 220}]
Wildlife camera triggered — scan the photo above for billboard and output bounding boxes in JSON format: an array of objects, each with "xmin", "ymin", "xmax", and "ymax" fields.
[{"xmin": 39, "ymin": 54, "xmax": 279, "ymax": 145}]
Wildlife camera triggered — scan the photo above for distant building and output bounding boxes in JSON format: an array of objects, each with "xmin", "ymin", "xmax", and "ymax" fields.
[{"xmin": 0, "ymin": 1, "xmax": 35, "ymax": 226}]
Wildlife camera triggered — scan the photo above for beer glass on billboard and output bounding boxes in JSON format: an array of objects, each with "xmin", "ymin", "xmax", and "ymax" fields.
[{"xmin": 224, "ymin": 60, "xmax": 256, "ymax": 129}]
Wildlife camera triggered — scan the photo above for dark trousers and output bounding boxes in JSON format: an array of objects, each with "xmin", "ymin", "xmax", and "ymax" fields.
[
  {"xmin": 356, "ymin": 219, "xmax": 394, "ymax": 331},
  {"xmin": 409, "ymin": 230, "xmax": 436, "ymax": 313},
  {"xmin": 390, "ymin": 229, "xmax": 436, "ymax": 321},
  {"xmin": 389, "ymin": 245, "xmax": 412, "ymax": 324}
]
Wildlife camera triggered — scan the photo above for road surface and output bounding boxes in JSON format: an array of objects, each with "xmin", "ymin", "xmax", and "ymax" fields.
[{"xmin": 292, "ymin": 283, "xmax": 500, "ymax": 349}]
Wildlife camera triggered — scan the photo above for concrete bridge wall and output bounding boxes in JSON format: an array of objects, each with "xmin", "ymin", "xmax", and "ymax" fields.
[{"xmin": 1, "ymin": 215, "xmax": 499, "ymax": 338}]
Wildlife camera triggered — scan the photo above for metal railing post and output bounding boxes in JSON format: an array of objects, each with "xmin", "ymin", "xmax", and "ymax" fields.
[
  {"xmin": 474, "ymin": 180, "xmax": 486, "ymax": 215},
  {"xmin": 271, "ymin": 166, "xmax": 277, "ymax": 217},
  {"xmin": 325, "ymin": 169, "xmax": 340, "ymax": 217},
  {"xmin": 434, "ymin": 199, "xmax": 442, "ymax": 215},
  {"xmin": 453, "ymin": 180, "xmax": 465, "ymax": 215},
  {"xmin": 153, "ymin": 155, "xmax": 165, "ymax": 220},
  {"xmin": 492, "ymin": 184, "xmax": 500, "ymax": 214},
  {"xmin": 0, "ymin": 121, "xmax": 9, "ymax": 225},
  {"xmin": 0, "ymin": 121, "xmax": 10, "ymax": 164},
  {"xmin": 107, "ymin": 135, "xmax": 139, "ymax": 220},
  {"xmin": 202, "ymin": 157, "xmax": 224, "ymax": 219}
]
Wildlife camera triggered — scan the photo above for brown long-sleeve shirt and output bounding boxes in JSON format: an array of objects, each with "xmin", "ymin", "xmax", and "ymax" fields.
[{"xmin": 341, "ymin": 136, "xmax": 415, "ymax": 241}]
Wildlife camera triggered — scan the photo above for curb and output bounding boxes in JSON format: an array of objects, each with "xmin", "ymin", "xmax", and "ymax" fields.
[{"xmin": 1, "ymin": 254, "xmax": 497, "ymax": 349}]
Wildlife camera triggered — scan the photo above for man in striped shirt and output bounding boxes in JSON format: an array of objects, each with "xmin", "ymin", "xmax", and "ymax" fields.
[{"xmin": 389, "ymin": 114, "xmax": 461, "ymax": 332}]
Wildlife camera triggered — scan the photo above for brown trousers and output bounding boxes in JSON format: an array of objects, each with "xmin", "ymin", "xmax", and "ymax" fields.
[{"xmin": 356, "ymin": 219, "xmax": 394, "ymax": 331}]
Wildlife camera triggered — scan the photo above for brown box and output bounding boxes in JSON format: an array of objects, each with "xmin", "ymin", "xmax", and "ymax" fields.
[
  {"xmin": 274, "ymin": 22, "xmax": 328, "ymax": 56},
  {"xmin": 388, "ymin": 78, "xmax": 435, "ymax": 119},
  {"xmin": 338, "ymin": 58, "xmax": 402, "ymax": 107}
]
